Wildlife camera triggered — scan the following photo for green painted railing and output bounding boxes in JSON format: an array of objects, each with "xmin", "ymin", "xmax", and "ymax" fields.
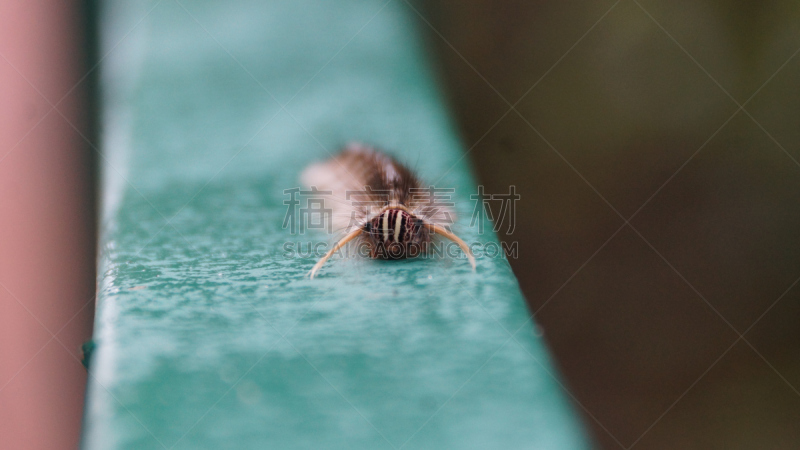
[{"xmin": 81, "ymin": 1, "xmax": 589, "ymax": 448}]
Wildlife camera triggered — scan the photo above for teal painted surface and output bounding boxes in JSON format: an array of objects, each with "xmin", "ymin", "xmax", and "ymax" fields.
[{"xmin": 82, "ymin": 0, "xmax": 590, "ymax": 449}]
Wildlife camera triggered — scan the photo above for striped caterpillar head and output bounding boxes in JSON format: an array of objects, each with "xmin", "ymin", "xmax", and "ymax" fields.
[{"xmin": 363, "ymin": 208, "xmax": 429, "ymax": 259}]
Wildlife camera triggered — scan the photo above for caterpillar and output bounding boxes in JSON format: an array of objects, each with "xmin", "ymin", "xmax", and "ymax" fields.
[{"xmin": 300, "ymin": 143, "xmax": 475, "ymax": 278}]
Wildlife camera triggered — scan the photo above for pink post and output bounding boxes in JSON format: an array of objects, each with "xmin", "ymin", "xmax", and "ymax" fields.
[{"xmin": 0, "ymin": 1, "xmax": 96, "ymax": 449}]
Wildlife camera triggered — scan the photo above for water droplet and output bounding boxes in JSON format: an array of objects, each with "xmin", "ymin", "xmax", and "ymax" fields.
[
  {"xmin": 219, "ymin": 364, "xmax": 239, "ymax": 384},
  {"xmin": 236, "ymin": 380, "xmax": 262, "ymax": 405}
]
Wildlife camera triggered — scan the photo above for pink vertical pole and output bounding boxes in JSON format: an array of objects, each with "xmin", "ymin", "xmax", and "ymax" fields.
[{"xmin": 0, "ymin": 1, "xmax": 96, "ymax": 449}]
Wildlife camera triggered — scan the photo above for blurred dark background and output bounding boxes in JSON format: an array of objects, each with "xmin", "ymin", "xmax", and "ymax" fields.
[{"xmin": 422, "ymin": 0, "xmax": 800, "ymax": 448}]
